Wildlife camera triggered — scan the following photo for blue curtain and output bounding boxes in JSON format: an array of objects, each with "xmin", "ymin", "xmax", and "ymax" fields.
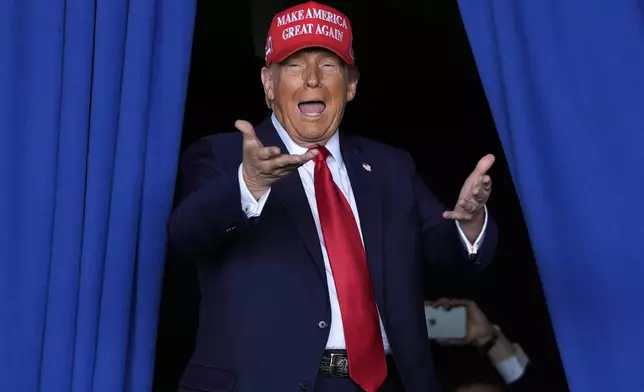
[
  {"xmin": 458, "ymin": 1, "xmax": 644, "ymax": 391},
  {"xmin": 0, "ymin": 0, "xmax": 196, "ymax": 391}
]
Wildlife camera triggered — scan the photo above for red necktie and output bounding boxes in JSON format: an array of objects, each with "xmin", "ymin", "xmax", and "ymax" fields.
[{"xmin": 310, "ymin": 146, "xmax": 387, "ymax": 392}]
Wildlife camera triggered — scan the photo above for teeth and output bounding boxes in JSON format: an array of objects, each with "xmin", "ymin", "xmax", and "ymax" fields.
[{"xmin": 304, "ymin": 112, "xmax": 322, "ymax": 116}]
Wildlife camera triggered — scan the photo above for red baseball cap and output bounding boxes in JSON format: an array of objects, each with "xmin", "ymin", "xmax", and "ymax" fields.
[{"xmin": 264, "ymin": 1, "xmax": 355, "ymax": 66}]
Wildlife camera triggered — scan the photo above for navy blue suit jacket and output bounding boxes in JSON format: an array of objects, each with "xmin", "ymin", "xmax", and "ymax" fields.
[{"xmin": 168, "ymin": 117, "xmax": 498, "ymax": 392}]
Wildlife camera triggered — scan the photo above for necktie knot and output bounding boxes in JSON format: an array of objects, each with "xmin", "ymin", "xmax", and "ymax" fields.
[{"xmin": 309, "ymin": 145, "xmax": 330, "ymax": 163}]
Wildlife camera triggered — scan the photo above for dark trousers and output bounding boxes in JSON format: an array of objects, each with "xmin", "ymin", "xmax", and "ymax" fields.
[{"xmin": 313, "ymin": 357, "xmax": 404, "ymax": 392}]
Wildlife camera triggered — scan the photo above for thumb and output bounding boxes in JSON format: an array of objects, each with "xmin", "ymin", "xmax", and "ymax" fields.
[
  {"xmin": 235, "ymin": 120, "xmax": 256, "ymax": 139},
  {"xmin": 474, "ymin": 154, "xmax": 495, "ymax": 175}
]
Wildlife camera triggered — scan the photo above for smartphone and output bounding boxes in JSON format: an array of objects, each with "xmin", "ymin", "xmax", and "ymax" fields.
[{"xmin": 424, "ymin": 305, "xmax": 467, "ymax": 339}]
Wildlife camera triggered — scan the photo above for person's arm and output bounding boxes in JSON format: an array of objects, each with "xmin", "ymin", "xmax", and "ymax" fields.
[
  {"xmin": 238, "ymin": 163, "xmax": 271, "ymax": 217},
  {"xmin": 407, "ymin": 153, "xmax": 498, "ymax": 271},
  {"xmin": 430, "ymin": 299, "xmax": 544, "ymax": 391},
  {"xmin": 455, "ymin": 206, "xmax": 489, "ymax": 253},
  {"xmin": 505, "ymin": 362, "xmax": 543, "ymax": 392},
  {"xmin": 484, "ymin": 331, "xmax": 529, "ymax": 384},
  {"xmin": 482, "ymin": 329, "xmax": 543, "ymax": 391},
  {"xmin": 168, "ymin": 138, "xmax": 266, "ymax": 260},
  {"xmin": 503, "ymin": 345, "xmax": 544, "ymax": 392}
]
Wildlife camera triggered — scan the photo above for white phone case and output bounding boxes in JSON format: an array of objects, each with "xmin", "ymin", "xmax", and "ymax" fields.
[{"xmin": 424, "ymin": 306, "xmax": 467, "ymax": 339}]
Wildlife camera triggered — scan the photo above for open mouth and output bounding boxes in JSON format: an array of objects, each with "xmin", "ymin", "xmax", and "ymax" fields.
[{"xmin": 297, "ymin": 101, "xmax": 326, "ymax": 117}]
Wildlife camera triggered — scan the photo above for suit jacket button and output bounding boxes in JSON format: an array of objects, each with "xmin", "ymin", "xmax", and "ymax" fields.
[
  {"xmin": 317, "ymin": 320, "xmax": 327, "ymax": 329},
  {"xmin": 299, "ymin": 381, "xmax": 311, "ymax": 391}
]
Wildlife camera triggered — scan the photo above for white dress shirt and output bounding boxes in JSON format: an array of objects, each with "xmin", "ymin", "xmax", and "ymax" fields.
[{"xmin": 238, "ymin": 114, "xmax": 488, "ymax": 351}]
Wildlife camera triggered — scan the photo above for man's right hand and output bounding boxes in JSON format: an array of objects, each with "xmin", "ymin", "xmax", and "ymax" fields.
[{"xmin": 235, "ymin": 120, "xmax": 318, "ymax": 199}]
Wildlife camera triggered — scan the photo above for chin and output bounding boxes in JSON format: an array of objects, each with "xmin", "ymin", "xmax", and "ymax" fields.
[
  {"xmin": 292, "ymin": 109, "xmax": 334, "ymax": 136},
  {"xmin": 294, "ymin": 123, "xmax": 333, "ymax": 141}
]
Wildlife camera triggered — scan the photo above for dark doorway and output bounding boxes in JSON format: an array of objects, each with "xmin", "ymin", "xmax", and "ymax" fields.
[{"xmin": 153, "ymin": 0, "xmax": 569, "ymax": 390}]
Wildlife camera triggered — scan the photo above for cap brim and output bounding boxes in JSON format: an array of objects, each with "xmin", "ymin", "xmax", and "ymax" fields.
[{"xmin": 268, "ymin": 41, "xmax": 354, "ymax": 66}]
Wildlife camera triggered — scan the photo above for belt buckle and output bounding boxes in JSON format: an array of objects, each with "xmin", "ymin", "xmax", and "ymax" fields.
[{"xmin": 329, "ymin": 353, "xmax": 349, "ymax": 377}]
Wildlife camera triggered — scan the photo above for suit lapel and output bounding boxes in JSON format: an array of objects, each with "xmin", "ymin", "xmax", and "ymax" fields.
[
  {"xmin": 256, "ymin": 119, "xmax": 327, "ymax": 281},
  {"xmin": 340, "ymin": 135, "xmax": 387, "ymax": 316},
  {"xmin": 254, "ymin": 119, "xmax": 387, "ymax": 302}
]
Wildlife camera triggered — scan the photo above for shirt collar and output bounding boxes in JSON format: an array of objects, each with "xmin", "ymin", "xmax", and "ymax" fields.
[{"xmin": 271, "ymin": 113, "xmax": 344, "ymax": 169}]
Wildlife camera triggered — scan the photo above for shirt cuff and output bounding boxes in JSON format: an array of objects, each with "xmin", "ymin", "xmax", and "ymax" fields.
[
  {"xmin": 455, "ymin": 205, "xmax": 488, "ymax": 255},
  {"xmin": 494, "ymin": 344, "xmax": 530, "ymax": 384},
  {"xmin": 494, "ymin": 356, "xmax": 528, "ymax": 384},
  {"xmin": 238, "ymin": 163, "xmax": 271, "ymax": 218}
]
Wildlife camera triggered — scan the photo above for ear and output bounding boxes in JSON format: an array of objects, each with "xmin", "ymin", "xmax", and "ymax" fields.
[
  {"xmin": 261, "ymin": 66, "xmax": 275, "ymax": 102},
  {"xmin": 345, "ymin": 68, "xmax": 358, "ymax": 102}
]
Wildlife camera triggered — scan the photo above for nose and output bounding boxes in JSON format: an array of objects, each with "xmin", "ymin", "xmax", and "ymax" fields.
[{"xmin": 303, "ymin": 66, "xmax": 321, "ymax": 88}]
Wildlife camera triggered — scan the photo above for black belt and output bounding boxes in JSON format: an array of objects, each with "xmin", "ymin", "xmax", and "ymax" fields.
[{"xmin": 318, "ymin": 350, "xmax": 394, "ymax": 378}]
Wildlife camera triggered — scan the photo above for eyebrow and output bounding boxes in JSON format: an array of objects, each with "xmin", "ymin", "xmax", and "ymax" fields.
[{"xmin": 285, "ymin": 49, "xmax": 341, "ymax": 62}]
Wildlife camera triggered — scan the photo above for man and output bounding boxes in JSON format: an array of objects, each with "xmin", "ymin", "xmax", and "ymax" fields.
[{"xmin": 169, "ymin": 1, "xmax": 497, "ymax": 391}]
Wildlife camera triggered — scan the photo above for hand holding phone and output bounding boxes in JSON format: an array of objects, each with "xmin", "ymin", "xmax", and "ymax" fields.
[
  {"xmin": 424, "ymin": 305, "xmax": 467, "ymax": 340},
  {"xmin": 425, "ymin": 298, "xmax": 498, "ymax": 347}
]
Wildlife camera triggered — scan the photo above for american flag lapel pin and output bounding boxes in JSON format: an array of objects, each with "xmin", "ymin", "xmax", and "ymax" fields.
[{"xmin": 362, "ymin": 162, "xmax": 371, "ymax": 172}]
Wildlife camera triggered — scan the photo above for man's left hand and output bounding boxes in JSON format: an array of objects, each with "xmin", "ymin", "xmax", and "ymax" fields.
[{"xmin": 443, "ymin": 154, "xmax": 495, "ymax": 223}]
